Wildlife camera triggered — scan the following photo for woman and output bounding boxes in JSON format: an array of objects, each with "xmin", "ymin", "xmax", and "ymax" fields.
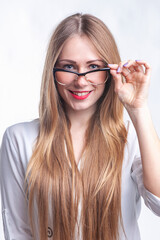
[{"xmin": 0, "ymin": 13, "xmax": 160, "ymax": 240}]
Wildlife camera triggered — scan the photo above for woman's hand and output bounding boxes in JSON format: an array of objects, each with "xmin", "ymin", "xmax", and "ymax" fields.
[{"xmin": 108, "ymin": 60, "xmax": 151, "ymax": 111}]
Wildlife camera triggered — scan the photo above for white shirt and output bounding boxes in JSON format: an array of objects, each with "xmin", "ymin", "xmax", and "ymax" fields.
[{"xmin": 0, "ymin": 119, "xmax": 160, "ymax": 240}]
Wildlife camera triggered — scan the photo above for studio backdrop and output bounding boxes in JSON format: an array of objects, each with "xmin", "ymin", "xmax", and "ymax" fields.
[{"xmin": 0, "ymin": 0, "xmax": 160, "ymax": 239}]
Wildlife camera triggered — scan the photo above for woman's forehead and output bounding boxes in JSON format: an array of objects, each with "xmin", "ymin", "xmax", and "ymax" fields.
[{"xmin": 58, "ymin": 35, "xmax": 101, "ymax": 62}]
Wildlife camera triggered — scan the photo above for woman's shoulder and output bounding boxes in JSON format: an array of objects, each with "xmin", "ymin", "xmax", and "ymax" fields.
[
  {"xmin": 2, "ymin": 119, "xmax": 40, "ymax": 146},
  {"xmin": 0, "ymin": 119, "xmax": 40, "ymax": 170}
]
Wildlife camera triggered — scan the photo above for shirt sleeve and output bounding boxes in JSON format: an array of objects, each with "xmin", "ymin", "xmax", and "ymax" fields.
[
  {"xmin": 0, "ymin": 128, "xmax": 33, "ymax": 240},
  {"xmin": 131, "ymin": 155, "xmax": 160, "ymax": 217}
]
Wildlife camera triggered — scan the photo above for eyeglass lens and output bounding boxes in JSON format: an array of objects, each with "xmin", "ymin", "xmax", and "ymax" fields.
[{"xmin": 55, "ymin": 70, "xmax": 108, "ymax": 85}]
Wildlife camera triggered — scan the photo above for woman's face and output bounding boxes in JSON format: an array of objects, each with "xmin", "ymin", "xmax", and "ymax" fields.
[{"xmin": 55, "ymin": 35, "xmax": 106, "ymax": 114}]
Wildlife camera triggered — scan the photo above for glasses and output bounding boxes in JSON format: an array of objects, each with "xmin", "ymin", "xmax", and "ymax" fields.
[{"xmin": 53, "ymin": 67, "xmax": 110, "ymax": 86}]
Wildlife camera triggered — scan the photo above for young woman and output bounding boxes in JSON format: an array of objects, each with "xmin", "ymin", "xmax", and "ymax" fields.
[{"xmin": 1, "ymin": 13, "xmax": 160, "ymax": 240}]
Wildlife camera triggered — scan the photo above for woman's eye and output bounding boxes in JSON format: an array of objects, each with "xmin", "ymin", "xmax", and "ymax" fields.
[
  {"xmin": 89, "ymin": 64, "xmax": 100, "ymax": 69},
  {"xmin": 63, "ymin": 64, "xmax": 74, "ymax": 70}
]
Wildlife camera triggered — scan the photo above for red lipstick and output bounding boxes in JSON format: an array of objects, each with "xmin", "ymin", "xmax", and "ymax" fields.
[{"xmin": 69, "ymin": 91, "xmax": 92, "ymax": 100}]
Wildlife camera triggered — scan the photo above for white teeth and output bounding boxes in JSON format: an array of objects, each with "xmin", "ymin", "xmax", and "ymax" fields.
[{"xmin": 72, "ymin": 91, "xmax": 90, "ymax": 96}]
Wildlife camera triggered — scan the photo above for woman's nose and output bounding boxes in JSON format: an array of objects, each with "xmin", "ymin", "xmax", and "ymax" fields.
[{"xmin": 74, "ymin": 74, "xmax": 88, "ymax": 87}]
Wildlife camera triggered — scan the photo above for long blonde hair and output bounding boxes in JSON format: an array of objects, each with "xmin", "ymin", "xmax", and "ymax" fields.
[{"xmin": 26, "ymin": 13, "xmax": 127, "ymax": 240}]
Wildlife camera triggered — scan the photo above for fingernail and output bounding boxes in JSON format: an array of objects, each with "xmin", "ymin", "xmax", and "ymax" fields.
[
  {"xmin": 123, "ymin": 62, "xmax": 128, "ymax": 67},
  {"xmin": 135, "ymin": 60, "xmax": 141, "ymax": 62},
  {"xmin": 108, "ymin": 64, "xmax": 114, "ymax": 67},
  {"xmin": 117, "ymin": 66, "xmax": 121, "ymax": 73}
]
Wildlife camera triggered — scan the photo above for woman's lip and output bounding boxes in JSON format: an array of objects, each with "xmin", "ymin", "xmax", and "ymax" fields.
[
  {"xmin": 69, "ymin": 90, "xmax": 93, "ymax": 100},
  {"xmin": 68, "ymin": 90, "xmax": 93, "ymax": 93}
]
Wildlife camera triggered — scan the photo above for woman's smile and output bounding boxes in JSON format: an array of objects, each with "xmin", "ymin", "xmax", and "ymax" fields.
[{"xmin": 69, "ymin": 90, "xmax": 93, "ymax": 100}]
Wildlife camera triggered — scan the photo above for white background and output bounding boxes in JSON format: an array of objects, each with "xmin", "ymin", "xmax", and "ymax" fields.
[{"xmin": 0, "ymin": 0, "xmax": 160, "ymax": 239}]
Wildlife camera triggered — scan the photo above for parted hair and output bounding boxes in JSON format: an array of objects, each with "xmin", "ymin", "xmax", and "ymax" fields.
[{"xmin": 26, "ymin": 13, "xmax": 128, "ymax": 240}]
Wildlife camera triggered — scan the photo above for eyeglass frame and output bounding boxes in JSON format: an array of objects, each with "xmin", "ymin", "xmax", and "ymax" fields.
[{"xmin": 53, "ymin": 67, "xmax": 111, "ymax": 86}]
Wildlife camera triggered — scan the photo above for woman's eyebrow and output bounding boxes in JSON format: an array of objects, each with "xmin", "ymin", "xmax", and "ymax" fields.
[
  {"xmin": 86, "ymin": 59, "xmax": 104, "ymax": 64},
  {"xmin": 58, "ymin": 59, "xmax": 76, "ymax": 63},
  {"xmin": 58, "ymin": 59, "xmax": 104, "ymax": 63}
]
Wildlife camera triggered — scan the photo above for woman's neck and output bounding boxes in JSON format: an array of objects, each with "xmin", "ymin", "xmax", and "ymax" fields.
[{"xmin": 65, "ymin": 107, "xmax": 95, "ymax": 131}]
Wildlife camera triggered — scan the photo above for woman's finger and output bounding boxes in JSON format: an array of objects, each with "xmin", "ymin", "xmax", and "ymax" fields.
[
  {"xmin": 108, "ymin": 60, "xmax": 151, "ymax": 77},
  {"xmin": 107, "ymin": 63, "xmax": 118, "ymax": 70},
  {"xmin": 123, "ymin": 60, "xmax": 144, "ymax": 73},
  {"xmin": 135, "ymin": 60, "xmax": 152, "ymax": 76}
]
